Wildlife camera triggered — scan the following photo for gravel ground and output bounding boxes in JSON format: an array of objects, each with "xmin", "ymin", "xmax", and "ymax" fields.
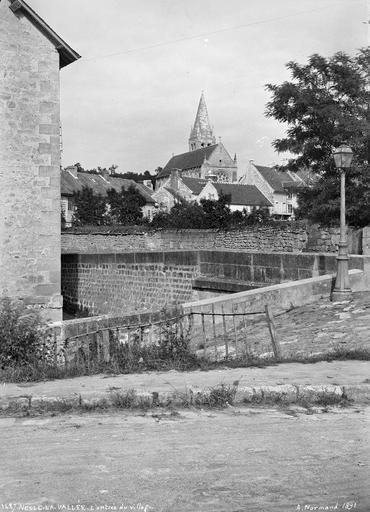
[{"xmin": 0, "ymin": 405, "xmax": 369, "ymax": 511}]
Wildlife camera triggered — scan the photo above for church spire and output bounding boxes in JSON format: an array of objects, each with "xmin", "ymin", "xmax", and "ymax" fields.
[{"xmin": 188, "ymin": 92, "xmax": 216, "ymax": 151}]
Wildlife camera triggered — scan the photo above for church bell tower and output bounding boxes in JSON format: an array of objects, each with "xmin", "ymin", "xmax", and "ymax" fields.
[{"xmin": 188, "ymin": 92, "xmax": 216, "ymax": 151}]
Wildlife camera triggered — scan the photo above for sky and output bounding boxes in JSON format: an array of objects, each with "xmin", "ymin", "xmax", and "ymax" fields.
[{"xmin": 28, "ymin": 0, "xmax": 367, "ymax": 176}]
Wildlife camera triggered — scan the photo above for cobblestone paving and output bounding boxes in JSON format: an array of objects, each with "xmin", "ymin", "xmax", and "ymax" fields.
[{"xmin": 246, "ymin": 291, "xmax": 370, "ymax": 359}]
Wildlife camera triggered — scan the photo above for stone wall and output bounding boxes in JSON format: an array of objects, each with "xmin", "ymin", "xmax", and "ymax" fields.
[
  {"xmin": 0, "ymin": 2, "xmax": 62, "ymax": 321},
  {"xmin": 198, "ymin": 250, "xmax": 367, "ymax": 287},
  {"xmin": 61, "ymin": 225, "xmax": 366, "ymax": 255},
  {"xmin": 61, "ymin": 226, "xmax": 308, "ymax": 254},
  {"xmin": 305, "ymin": 225, "xmax": 362, "ymax": 254},
  {"xmin": 62, "ymin": 252, "xmax": 200, "ymax": 316}
]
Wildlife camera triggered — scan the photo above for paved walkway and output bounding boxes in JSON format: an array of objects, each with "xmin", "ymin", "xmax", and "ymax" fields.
[{"xmin": 1, "ymin": 360, "xmax": 370, "ymax": 402}]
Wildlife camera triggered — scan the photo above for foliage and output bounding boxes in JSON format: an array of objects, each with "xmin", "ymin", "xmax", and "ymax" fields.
[
  {"xmin": 109, "ymin": 321, "xmax": 198, "ymax": 373},
  {"xmin": 71, "ymin": 187, "xmax": 106, "ymax": 226},
  {"xmin": 0, "ymin": 297, "xmax": 48, "ymax": 367},
  {"xmin": 71, "ymin": 185, "xmax": 147, "ymax": 226},
  {"xmin": 106, "ymin": 185, "xmax": 146, "ymax": 225},
  {"xmin": 265, "ymin": 48, "xmax": 370, "ymax": 227},
  {"xmin": 150, "ymin": 194, "xmax": 271, "ymax": 230}
]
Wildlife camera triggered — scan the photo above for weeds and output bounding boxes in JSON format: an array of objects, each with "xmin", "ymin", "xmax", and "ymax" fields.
[{"xmin": 191, "ymin": 384, "xmax": 238, "ymax": 408}]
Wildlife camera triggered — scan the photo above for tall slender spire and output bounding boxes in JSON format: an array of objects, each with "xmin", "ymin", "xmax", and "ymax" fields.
[{"xmin": 188, "ymin": 92, "xmax": 216, "ymax": 151}]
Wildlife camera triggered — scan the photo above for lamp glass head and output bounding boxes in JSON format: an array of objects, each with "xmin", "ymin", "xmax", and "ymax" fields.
[{"xmin": 333, "ymin": 144, "xmax": 353, "ymax": 169}]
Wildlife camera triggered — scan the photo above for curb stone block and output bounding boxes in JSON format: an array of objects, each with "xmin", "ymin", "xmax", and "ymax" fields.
[
  {"xmin": 296, "ymin": 385, "xmax": 343, "ymax": 402},
  {"xmin": 258, "ymin": 384, "xmax": 297, "ymax": 403},
  {"xmin": 235, "ymin": 386, "xmax": 255, "ymax": 403},
  {"xmin": 344, "ymin": 384, "xmax": 370, "ymax": 402}
]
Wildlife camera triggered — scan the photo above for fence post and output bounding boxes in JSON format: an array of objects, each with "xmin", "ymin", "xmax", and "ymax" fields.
[
  {"xmin": 265, "ymin": 304, "xmax": 281, "ymax": 361},
  {"xmin": 201, "ymin": 311, "xmax": 207, "ymax": 357},
  {"xmin": 221, "ymin": 304, "xmax": 228, "ymax": 360},
  {"xmin": 232, "ymin": 303, "xmax": 239, "ymax": 357},
  {"xmin": 242, "ymin": 302, "xmax": 250, "ymax": 362},
  {"xmin": 211, "ymin": 303, "xmax": 217, "ymax": 360}
]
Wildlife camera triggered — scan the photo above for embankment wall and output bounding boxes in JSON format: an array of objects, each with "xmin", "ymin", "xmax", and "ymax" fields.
[
  {"xmin": 62, "ymin": 250, "xmax": 370, "ymax": 317},
  {"xmin": 62, "ymin": 252, "xmax": 200, "ymax": 316}
]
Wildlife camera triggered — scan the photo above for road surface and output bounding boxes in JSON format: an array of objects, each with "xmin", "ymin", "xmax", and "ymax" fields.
[{"xmin": 0, "ymin": 405, "xmax": 369, "ymax": 511}]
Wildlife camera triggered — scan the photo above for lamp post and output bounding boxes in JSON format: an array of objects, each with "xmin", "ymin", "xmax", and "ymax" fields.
[{"xmin": 331, "ymin": 144, "xmax": 353, "ymax": 302}]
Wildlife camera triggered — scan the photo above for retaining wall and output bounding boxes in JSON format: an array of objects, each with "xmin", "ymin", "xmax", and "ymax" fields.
[
  {"xmin": 62, "ymin": 250, "xmax": 370, "ymax": 318},
  {"xmin": 62, "ymin": 252, "xmax": 200, "ymax": 316}
]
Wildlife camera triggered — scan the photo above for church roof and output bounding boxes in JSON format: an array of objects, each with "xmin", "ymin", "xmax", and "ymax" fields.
[
  {"xmin": 213, "ymin": 183, "xmax": 272, "ymax": 207},
  {"xmin": 9, "ymin": 0, "xmax": 80, "ymax": 68},
  {"xmin": 158, "ymin": 144, "xmax": 218, "ymax": 179},
  {"xmin": 61, "ymin": 170, "xmax": 155, "ymax": 204}
]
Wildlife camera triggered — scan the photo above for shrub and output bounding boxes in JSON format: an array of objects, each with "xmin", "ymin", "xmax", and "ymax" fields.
[{"xmin": 0, "ymin": 297, "xmax": 48, "ymax": 367}]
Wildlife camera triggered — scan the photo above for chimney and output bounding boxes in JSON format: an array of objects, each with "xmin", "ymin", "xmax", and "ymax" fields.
[
  {"xmin": 100, "ymin": 168, "xmax": 110, "ymax": 180},
  {"xmin": 65, "ymin": 165, "xmax": 78, "ymax": 178},
  {"xmin": 170, "ymin": 169, "xmax": 179, "ymax": 191}
]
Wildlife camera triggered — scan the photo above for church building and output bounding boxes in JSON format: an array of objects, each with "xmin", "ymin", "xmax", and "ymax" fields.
[{"xmin": 156, "ymin": 93, "xmax": 238, "ymax": 189}]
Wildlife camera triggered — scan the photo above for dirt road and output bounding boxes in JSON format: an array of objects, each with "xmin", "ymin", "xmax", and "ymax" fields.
[{"xmin": 1, "ymin": 406, "xmax": 369, "ymax": 511}]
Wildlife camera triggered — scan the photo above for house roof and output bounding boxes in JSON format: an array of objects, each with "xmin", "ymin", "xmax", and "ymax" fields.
[
  {"xmin": 213, "ymin": 183, "xmax": 272, "ymax": 207},
  {"xmin": 61, "ymin": 170, "xmax": 155, "ymax": 204},
  {"xmin": 9, "ymin": 0, "xmax": 80, "ymax": 68},
  {"xmin": 254, "ymin": 165, "xmax": 305, "ymax": 193},
  {"xmin": 163, "ymin": 187, "xmax": 187, "ymax": 204},
  {"xmin": 255, "ymin": 165, "xmax": 286, "ymax": 193},
  {"xmin": 181, "ymin": 177, "xmax": 208, "ymax": 195},
  {"xmin": 158, "ymin": 145, "xmax": 218, "ymax": 179}
]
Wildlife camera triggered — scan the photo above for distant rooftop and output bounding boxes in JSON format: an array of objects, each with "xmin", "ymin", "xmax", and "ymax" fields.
[{"xmin": 61, "ymin": 169, "xmax": 155, "ymax": 204}]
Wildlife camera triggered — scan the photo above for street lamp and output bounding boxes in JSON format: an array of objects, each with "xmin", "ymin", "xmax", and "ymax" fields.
[{"xmin": 331, "ymin": 144, "xmax": 353, "ymax": 302}]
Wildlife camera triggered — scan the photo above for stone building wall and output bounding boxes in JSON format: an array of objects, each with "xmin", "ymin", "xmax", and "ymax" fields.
[
  {"xmin": 62, "ymin": 252, "xmax": 200, "ymax": 316},
  {"xmin": 0, "ymin": 2, "xmax": 62, "ymax": 321}
]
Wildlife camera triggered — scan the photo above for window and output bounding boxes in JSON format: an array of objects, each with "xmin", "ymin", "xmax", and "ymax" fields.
[{"xmin": 288, "ymin": 204, "xmax": 293, "ymax": 213}]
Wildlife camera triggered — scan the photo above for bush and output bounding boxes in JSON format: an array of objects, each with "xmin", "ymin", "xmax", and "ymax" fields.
[
  {"xmin": 0, "ymin": 297, "xmax": 48, "ymax": 367},
  {"xmin": 150, "ymin": 196, "xmax": 272, "ymax": 230},
  {"xmin": 108, "ymin": 320, "xmax": 198, "ymax": 373}
]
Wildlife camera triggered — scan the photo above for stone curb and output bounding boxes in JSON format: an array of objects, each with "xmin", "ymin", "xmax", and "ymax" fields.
[{"xmin": 1, "ymin": 383, "xmax": 370, "ymax": 414}]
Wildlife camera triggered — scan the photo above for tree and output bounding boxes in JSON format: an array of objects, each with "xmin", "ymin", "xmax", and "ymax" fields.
[
  {"xmin": 200, "ymin": 192, "xmax": 232, "ymax": 228},
  {"xmin": 72, "ymin": 187, "xmax": 106, "ymax": 226},
  {"xmin": 265, "ymin": 48, "xmax": 370, "ymax": 227},
  {"xmin": 106, "ymin": 185, "xmax": 146, "ymax": 225}
]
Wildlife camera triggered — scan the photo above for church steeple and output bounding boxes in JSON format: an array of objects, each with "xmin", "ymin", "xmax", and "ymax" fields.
[{"xmin": 188, "ymin": 92, "xmax": 216, "ymax": 151}]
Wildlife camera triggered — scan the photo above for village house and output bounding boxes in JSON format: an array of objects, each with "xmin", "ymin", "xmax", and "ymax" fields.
[
  {"xmin": 0, "ymin": 0, "xmax": 80, "ymax": 321},
  {"xmin": 239, "ymin": 161, "xmax": 306, "ymax": 219},
  {"xmin": 156, "ymin": 93, "xmax": 238, "ymax": 189},
  {"xmin": 61, "ymin": 166, "xmax": 156, "ymax": 226},
  {"xmin": 152, "ymin": 170, "xmax": 272, "ymax": 213}
]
